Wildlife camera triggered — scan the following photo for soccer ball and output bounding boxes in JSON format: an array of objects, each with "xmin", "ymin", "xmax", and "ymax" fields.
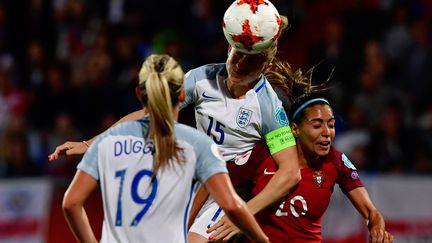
[{"xmin": 223, "ymin": 0, "xmax": 281, "ymax": 54}]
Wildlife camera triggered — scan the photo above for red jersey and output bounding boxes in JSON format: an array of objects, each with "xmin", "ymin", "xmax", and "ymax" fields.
[{"xmin": 251, "ymin": 145, "xmax": 364, "ymax": 243}]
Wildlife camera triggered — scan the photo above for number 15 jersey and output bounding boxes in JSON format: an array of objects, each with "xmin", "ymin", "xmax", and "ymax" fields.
[{"xmin": 182, "ymin": 63, "xmax": 290, "ymax": 161}]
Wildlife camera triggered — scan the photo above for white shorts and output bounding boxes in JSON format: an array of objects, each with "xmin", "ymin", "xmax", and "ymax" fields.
[{"xmin": 189, "ymin": 198, "xmax": 225, "ymax": 238}]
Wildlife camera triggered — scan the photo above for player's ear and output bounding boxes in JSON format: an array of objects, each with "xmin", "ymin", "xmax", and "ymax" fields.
[
  {"xmin": 227, "ymin": 45, "xmax": 232, "ymax": 56},
  {"xmin": 263, "ymin": 62, "xmax": 273, "ymax": 73},
  {"xmin": 178, "ymin": 89, "xmax": 186, "ymax": 102},
  {"xmin": 290, "ymin": 123, "xmax": 299, "ymax": 138},
  {"xmin": 135, "ymin": 87, "xmax": 142, "ymax": 102}
]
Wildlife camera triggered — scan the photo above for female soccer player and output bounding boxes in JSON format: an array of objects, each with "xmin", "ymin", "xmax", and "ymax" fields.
[
  {"xmin": 52, "ymin": 2, "xmax": 301, "ymax": 242},
  {"xmin": 208, "ymin": 60, "xmax": 394, "ymax": 243},
  {"xmin": 61, "ymin": 54, "xmax": 269, "ymax": 243}
]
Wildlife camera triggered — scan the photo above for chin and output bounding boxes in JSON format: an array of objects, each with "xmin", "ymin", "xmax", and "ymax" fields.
[{"xmin": 316, "ymin": 150, "xmax": 330, "ymax": 157}]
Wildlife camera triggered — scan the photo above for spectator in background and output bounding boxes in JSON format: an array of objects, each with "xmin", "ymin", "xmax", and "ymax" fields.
[
  {"xmin": 0, "ymin": 115, "xmax": 41, "ymax": 178},
  {"xmin": 383, "ymin": 3, "xmax": 413, "ymax": 72},
  {"xmin": 308, "ymin": 16, "xmax": 345, "ymax": 110},
  {"xmin": 23, "ymin": 40, "xmax": 46, "ymax": 88},
  {"xmin": 46, "ymin": 113, "xmax": 83, "ymax": 178},
  {"xmin": 352, "ymin": 40, "xmax": 410, "ymax": 127},
  {"xmin": 401, "ymin": 18, "xmax": 432, "ymax": 107},
  {"xmin": 334, "ymin": 104, "xmax": 370, "ymax": 171},
  {"xmin": 366, "ymin": 100, "xmax": 416, "ymax": 173},
  {"xmin": 28, "ymin": 61, "xmax": 73, "ymax": 131},
  {"xmin": 0, "ymin": 68, "xmax": 28, "ymax": 132}
]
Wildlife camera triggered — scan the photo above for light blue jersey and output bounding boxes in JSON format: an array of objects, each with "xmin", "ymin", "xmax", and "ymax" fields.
[
  {"xmin": 182, "ymin": 63, "xmax": 289, "ymax": 161},
  {"xmin": 77, "ymin": 118, "xmax": 227, "ymax": 243}
]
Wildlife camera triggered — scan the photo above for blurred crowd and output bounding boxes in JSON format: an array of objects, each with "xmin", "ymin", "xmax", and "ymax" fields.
[{"xmin": 0, "ymin": 0, "xmax": 431, "ymax": 179}]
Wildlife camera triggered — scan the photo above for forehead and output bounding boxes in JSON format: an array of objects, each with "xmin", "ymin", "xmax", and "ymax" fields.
[
  {"xmin": 229, "ymin": 48, "xmax": 267, "ymax": 61},
  {"xmin": 303, "ymin": 104, "xmax": 334, "ymax": 120}
]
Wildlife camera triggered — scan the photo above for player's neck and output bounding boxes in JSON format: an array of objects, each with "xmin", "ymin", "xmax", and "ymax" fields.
[
  {"xmin": 225, "ymin": 77, "xmax": 258, "ymax": 99},
  {"xmin": 172, "ymin": 105, "xmax": 180, "ymax": 121}
]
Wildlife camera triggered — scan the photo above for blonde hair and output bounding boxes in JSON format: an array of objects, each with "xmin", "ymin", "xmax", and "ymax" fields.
[
  {"xmin": 138, "ymin": 54, "xmax": 184, "ymax": 174},
  {"xmin": 264, "ymin": 15, "xmax": 289, "ymax": 61}
]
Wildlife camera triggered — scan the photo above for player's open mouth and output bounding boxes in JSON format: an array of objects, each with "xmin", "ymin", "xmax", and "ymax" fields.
[{"xmin": 317, "ymin": 141, "xmax": 330, "ymax": 148}]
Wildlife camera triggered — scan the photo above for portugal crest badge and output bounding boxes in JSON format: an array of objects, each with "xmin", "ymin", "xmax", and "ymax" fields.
[
  {"xmin": 237, "ymin": 108, "xmax": 253, "ymax": 128},
  {"xmin": 312, "ymin": 171, "xmax": 326, "ymax": 188}
]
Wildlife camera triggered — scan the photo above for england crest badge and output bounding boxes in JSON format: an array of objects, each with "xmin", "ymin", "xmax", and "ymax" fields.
[{"xmin": 237, "ymin": 108, "xmax": 253, "ymax": 128}]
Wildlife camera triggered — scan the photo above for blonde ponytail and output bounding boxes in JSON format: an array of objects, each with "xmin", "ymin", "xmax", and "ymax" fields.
[{"xmin": 138, "ymin": 55, "xmax": 184, "ymax": 174}]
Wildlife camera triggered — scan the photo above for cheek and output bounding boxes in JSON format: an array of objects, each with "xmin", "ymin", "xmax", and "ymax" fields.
[
  {"xmin": 299, "ymin": 133, "xmax": 316, "ymax": 146},
  {"xmin": 330, "ymin": 130, "xmax": 336, "ymax": 141},
  {"xmin": 305, "ymin": 130, "xmax": 320, "ymax": 141}
]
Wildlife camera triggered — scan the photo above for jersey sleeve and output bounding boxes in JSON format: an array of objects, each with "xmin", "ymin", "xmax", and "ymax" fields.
[
  {"xmin": 180, "ymin": 70, "xmax": 197, "ymax": 109},
  {"xmin": 258, "ymin": 83, "xmax": 296, "ymax": 154},
  {"xmin": 336, "ymin": 153, "xmax": 364, "ymax": 193},
  {"xmin": 193, "ymin": 133, "xmax": 228, "ymax": 184},
  {"xmin": 77, "ymin": 137, "xmax": 102, "ymax": 180}
]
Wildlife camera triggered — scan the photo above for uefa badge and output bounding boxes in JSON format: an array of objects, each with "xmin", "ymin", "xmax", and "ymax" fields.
[
  {"xmin": 237, "ymin": 108, "xmax": 253, "ymax": 128},
  {"xmin": 312, "ymin": 171, "xmax": 326, "ymax": 188},
  {"xmin": 275, "ymin": 107, "xmax": 288, "ymax": 126}
]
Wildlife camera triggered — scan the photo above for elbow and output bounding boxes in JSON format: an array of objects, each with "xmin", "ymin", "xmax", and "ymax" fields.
[
  {"xmin": 62, "ymin": 192, "xmax": 80, "ymax": 215},
  {"xmin": 283, "ymin": 169, "xmax": 301, "ymax": 187},
  {"xmin": 220, "ymin": 197, "xmax": 245, "ymax": 216},
  {"xmin": 62, "ymin": 198, "xmax": 73, "ymax": 214},
  {"xmin": 291, "ymin": 170, "xmax": 301, "ymax": 184}
]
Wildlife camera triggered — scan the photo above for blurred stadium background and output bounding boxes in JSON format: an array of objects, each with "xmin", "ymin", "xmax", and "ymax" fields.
[{"xmin": 0, "ymin": 0, "xmax": 431, "ymax": 242}]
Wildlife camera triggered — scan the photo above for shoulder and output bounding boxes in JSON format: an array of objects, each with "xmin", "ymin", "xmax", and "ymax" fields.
[
  {"xmin": 325, "ymin": 147, "xmax": 359, "ymax": 172},
  {"xmin": 255, "ymin": 77, "xmax": 283, "ymax": 108},
  {"xmin": 326, "ymin": 147, "xmax": 364, "ymax": 191},
  {"xmin": 255, "ymin": 77, "xmax": 288, "ymax": 127},
  {"xmin": 175, "ymin": 123, "xmax": 212, "ymax": 145},
  {"xmin": 186, "ymin": 63, "xmax": 226, "ymax": 82},
  {"xmin": 95, "ymin": 119, "xmax": 148, "ymax": 144}
]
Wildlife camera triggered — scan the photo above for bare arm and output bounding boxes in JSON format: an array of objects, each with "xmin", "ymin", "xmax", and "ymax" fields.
[
  {"xmin": 247, "ymin": 145, "xmax": 301, "ymax": 214},
  {"xmin": 48, "ymin": 110, "xmax": 145, "ymax": 161},
  {"xmin": 347, "ymin": 187, "xmax": 394, "ymax": 243},
  {"xmin": 205, "ymin": 173, "xmax": 269, "ymax": 243},
  {"xmin": 62, "ymin": 170, "xmax": 99, "ymax": 243},
  {"xmin": 187, "ymin": 185, "xmax": 209, "ymax": 230},
  {"xmin": 208, "ymin": 145, "xmax": 300, "ymax": 241}
]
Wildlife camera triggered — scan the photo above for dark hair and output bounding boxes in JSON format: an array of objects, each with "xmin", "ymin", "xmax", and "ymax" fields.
[
  {"xmin": 288, "ymin": 93, "xmax": 332, "ymax": 123},
  {"xmin": 264, "ymin": 58, "xmax": 334, "ymax": 123}
]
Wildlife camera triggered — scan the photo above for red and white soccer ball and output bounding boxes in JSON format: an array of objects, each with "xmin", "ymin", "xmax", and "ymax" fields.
[{"xmin": 223, "ymin": 0, "xmax": 282, "ymax": 54}]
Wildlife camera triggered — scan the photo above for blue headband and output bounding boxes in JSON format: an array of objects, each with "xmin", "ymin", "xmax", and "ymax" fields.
[{"xmin": 291, "ymin": 98, "xmax": 330, "ymax": 121}]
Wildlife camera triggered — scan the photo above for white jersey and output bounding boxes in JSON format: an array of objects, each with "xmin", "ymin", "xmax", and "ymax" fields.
[
  {"xmin": 182, "ymin": 63, "xmax": 289, "ymax": 161},
  {"xmin": 77, "ymin": 118, "xmax": 227, "ymax": 243}
]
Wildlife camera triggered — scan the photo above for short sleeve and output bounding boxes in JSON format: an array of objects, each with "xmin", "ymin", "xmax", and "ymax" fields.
[
  {"xmin": 180, "ymin": 70, "xmax": 197, "ymax": 109},
  {"xmin": 77, "ymin": 139, "xmax": 101, "ymax": 180},
  {"xmin": 337, "ymin": 153, "xmax": 364, "ymax": 193},
  {"xmin": 193, "ymin": 133, "xmax": 228, "ymax": 183}
]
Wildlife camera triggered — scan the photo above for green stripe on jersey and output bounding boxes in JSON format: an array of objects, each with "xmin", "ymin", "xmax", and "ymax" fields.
[{"xmin": 264, "ymin": 126, "xmax": 296, "ymax": 154}]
